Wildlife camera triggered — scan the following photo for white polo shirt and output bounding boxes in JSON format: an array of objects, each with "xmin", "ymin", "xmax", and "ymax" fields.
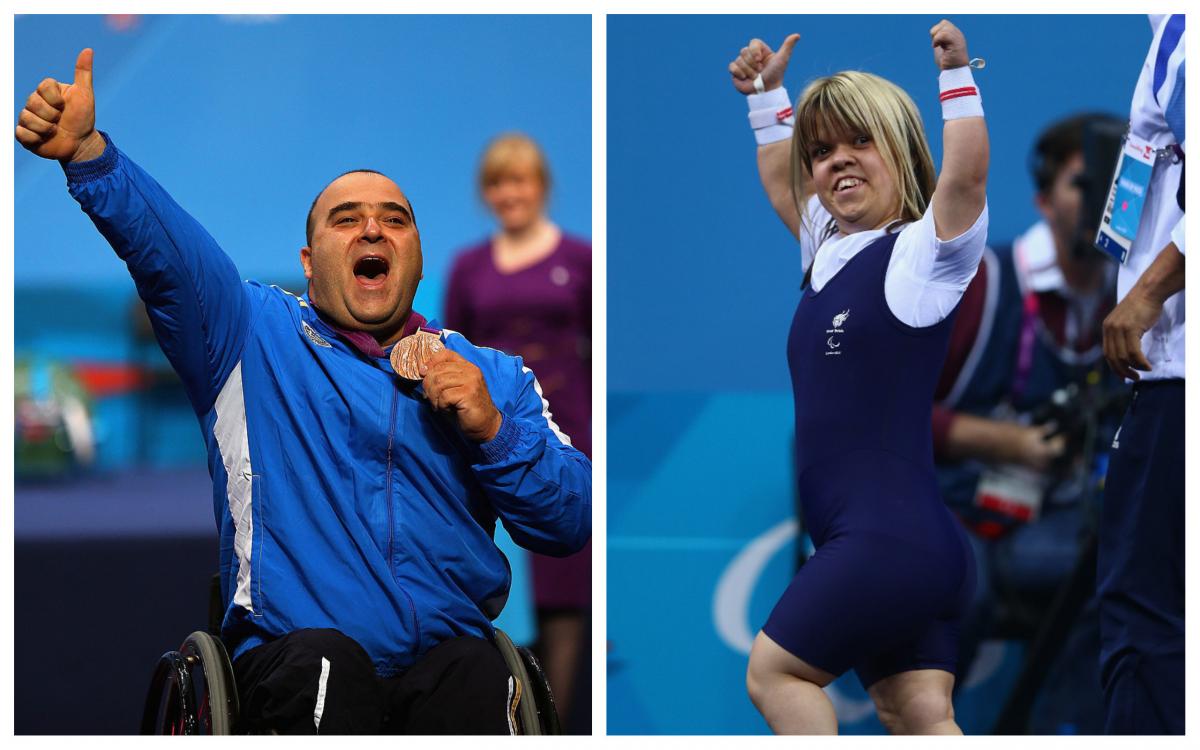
[{"xmin": 1119, "ymin": 14, "xmax": 1185, "ymax": 380}]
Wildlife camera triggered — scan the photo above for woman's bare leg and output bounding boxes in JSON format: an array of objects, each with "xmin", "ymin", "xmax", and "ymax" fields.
[
  {"xmin": 868, "ymin": 668, "xmax": 961, "ymax": 735},
  {"xmin": 746, "ymin": 631, "xmax": 838, "ymax": 734}
]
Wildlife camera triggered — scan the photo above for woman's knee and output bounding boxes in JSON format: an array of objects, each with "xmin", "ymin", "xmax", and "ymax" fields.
[
  {"xmin": 746, "ymin": 637, "xmax": 793, "ymax": 708},
  {"xmin": 902, "ymin": 690, "xmax": 954, "ymax": 731},
  {"xmin": 745, "ymin": 647, "xmax": 774, "ymax": 708},
  {"xmin": 873, "ymin": 702, "xmax": 904, "ymax": 734},
  {"xmin": 746, "ymin": 632, "xmax": 831, "ymax": 708},
  {"xmin": 874, "ymin": 689, "xmax": 953, "ymax": 734}
]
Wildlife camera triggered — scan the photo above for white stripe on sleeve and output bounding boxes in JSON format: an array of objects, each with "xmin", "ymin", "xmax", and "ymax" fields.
[{"xmin": 213, "ymin": 362, "xmax": 256, "ymax": 614}]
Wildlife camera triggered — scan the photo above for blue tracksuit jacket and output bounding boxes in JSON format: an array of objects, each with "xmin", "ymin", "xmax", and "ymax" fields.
[{"xmin": 64, "ymin": 133, "xmax": 591, "ymax": 676}]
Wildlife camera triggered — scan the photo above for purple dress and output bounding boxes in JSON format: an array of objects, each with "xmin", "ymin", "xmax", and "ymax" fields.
[{"xmin": 444, "ymin": 233, "xmax": 591, "ymax": 610}]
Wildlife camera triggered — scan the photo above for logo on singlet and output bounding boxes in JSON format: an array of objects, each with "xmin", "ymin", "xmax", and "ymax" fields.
[
  {"xmin": 302, "ymin": 322, "xmax": 332, "ymax": 348},
  {"xmin": 825, "ymin": 309, "xmax": 849, "ymax": 355},
  {"xmin": 1111, "ymin": 425, "xmax": 1121, "ymax": 450}
]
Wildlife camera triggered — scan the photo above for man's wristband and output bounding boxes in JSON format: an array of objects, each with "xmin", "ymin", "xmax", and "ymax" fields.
[
  {"xmin": 939, "ymin": 66, "xmax": 983, "ymax": 120},
  {"xmin": 747, "ymin": 87, "xmax": 795, "ymax": 146}
]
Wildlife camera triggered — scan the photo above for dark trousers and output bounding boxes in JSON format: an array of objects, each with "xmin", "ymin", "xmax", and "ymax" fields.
[
  {"xmin": 232, "ymin": 629, "xmax": 517, "ymax": 734},
  {"xmin": 1097, "ymin": 380, "xmax": 1184, "ymax": 735}
]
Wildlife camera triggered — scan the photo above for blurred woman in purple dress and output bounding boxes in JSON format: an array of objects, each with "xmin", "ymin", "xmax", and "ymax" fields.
[{"xmin": 443, "ymin": 133, "xmax": 591, "ymax": 731}]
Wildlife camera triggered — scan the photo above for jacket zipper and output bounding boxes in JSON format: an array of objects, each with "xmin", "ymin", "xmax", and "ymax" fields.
[
  {"xmin": 385, "ymin": 385, "xmax": 421, "ymax": 648},
  {"xmin": 386, "ymin": 386, "xmax": 396, "ymax": 568}
]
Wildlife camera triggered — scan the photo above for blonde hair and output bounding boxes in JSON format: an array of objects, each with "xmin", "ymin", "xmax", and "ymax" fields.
[
  {"xmin": 790, "ymin": 71, "xmax": 936, "ymax": 239},
  {"xmin": 478, "ymin": 133, "xmax": 552, "ymax": 196}
]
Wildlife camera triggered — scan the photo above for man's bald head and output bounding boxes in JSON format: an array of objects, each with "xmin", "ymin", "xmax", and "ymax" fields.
[{"xmin": 305, "ymin": 169, "xmax": 417, "ymax": 246}]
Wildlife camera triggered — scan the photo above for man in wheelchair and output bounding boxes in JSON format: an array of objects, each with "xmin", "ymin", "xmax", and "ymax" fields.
[{"xmin": 15, "ymin": 49, "xmax": 591, "ymax": 734}]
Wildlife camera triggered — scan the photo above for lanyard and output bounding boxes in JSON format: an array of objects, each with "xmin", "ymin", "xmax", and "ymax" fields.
[
  {"xmin": 1011, "ymin": 289, "xmax": 1107, "ymax": 406},
  {"xmin": 1011, "ymin": 291, "xmax": 1040, "ymax": 404}
]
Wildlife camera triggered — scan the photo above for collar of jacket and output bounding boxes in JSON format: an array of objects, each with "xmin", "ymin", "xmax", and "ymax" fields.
[{"xmin": 303, "ymin": 294, "xmax": 430, "ymax": 358}]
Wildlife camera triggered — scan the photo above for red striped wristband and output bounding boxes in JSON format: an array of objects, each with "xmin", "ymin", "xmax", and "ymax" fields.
[{"xmin": 939, "ymin": 67, "xmax": 983, "ymax": 120}]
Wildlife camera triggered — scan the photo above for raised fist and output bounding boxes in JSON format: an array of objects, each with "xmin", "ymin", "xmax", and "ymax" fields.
[
  {"xmin": 15, "ymin": 48, "xmax": 104, "ymax": 162},
  {"xmin": 729, "ymin": 34, "xmax": 800, "ymax": 96},
  {"xmin": 930, "ymin": 20, "xmax": 970, "ymax": 71}
]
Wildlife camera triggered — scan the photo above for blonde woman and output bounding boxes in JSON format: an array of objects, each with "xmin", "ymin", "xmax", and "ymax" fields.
[
  {"xmin": 728, "ymin": 20, "xmax": 987, "ymax": 734},
  {"xmin": 443, "ymin": 134, "xmax": 591, "ymax": 731}
]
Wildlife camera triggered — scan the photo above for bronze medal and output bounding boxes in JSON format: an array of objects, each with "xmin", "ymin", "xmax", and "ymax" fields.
[{"xmin": 390, "ymin": 329, "xmax": 443, "ymax": 381}]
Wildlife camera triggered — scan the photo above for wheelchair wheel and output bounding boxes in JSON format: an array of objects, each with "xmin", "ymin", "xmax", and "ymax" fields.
[
  {"xmin": 141, "ymin": 648, "xmax": 195, "ymax": 735},
  {"xmin": 516, "ymin": 641, "xmax": 561, "ymax": 735},
  {"xmin": 182, "ymin": 631, "xmax": 239, "ymax": 734},
  {"xmin": 493, "ymin": 628, "xmax": 560, "ymax": 735},
  {"xmin": 141, "ymin": 631, "xmax": 238, "ymax": 735}
]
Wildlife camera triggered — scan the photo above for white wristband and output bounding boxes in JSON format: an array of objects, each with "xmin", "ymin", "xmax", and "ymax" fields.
[
  {"xmin": 938, "ymin": 66, "xmax": 983, "ymax": 120},
  {"xmin": 747, "ymin": 87, "xmax": 795, "ymax": 146}
]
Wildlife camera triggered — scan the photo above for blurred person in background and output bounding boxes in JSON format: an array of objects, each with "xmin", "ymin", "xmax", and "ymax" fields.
[
  {"xmin": 729, "ymin": 20, "xmax": 986, "ymax": 734},
  {"xmin": 930, "ymin": 113, "xmax": 1126, "ymax": 730},
  {"xmin": 443, "ymin": 133, "xmax": 591, "ymax": 732},
  {"xmin": 15, "ymin": 48, "xmax": 591, "ymax": 735},
  {"xmin": 1096, "ymin": 13, "xmax": 1184, "ymax": 735}
]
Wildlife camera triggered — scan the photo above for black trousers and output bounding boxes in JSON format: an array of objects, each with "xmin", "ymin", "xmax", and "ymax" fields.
[
  {"xmin": 232, "ymin": 629, "xmax": 517, "ymax": 734},
  {"xmin": 1097, "ymin": 380, "xmax": 1184, "ymax": 735}
]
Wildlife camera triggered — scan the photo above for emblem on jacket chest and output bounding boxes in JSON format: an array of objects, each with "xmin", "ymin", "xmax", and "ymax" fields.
[{"xmin": 303, "ymin": 322, "xmax": 332, "ymax": 348}]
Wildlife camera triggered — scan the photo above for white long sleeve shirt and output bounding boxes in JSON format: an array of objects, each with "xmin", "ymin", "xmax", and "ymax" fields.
[
  {"xmin": 1119, "ymin": 13, "xmax": 1185, "ymax": 380},
  {"xmin": 800, "ymin": 194, "xmax": 989, "ymax": 328}
]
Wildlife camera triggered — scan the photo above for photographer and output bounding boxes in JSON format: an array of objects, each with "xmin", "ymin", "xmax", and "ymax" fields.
[{"xmin": 930, "ymin": 113, "xmax": 1126, "ymax": 702}]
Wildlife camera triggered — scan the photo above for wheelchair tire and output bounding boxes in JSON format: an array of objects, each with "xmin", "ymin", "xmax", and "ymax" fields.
[
  {"xmin": 494, "ymin": 628, "xmax": 561, "ymax": 735},
  {"xmin": 181, "ymin": 631, "xmax": 239, "ymax": 735},
  {"xmin": 141, "ymin": 631, "xmax": 239, "ymax": 735},
  {"xmin": 493, "ymin": 629, "xmax": 539, "ymax": 734},
  {"xmin": 140, "ymin": 649, "xmax": 195, "ymax": 735},
  {"xmin": 516, "ymin": 643, "xmax": 561, "ymax": 735}
]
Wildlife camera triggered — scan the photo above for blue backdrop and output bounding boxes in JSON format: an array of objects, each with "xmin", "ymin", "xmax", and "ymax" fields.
[
  {"xmin": 15, "ymin": 14, "xmax": 591, "ymax": 300},
  {"xmin": 607, "ymin": 14, "xmax": 1148, "ymax": 735}
]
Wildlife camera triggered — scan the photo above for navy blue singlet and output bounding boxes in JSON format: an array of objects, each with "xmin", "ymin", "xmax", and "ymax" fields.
[{"xmin": 762, "ymin": 231, "xmax": 976, "ymax": 689}]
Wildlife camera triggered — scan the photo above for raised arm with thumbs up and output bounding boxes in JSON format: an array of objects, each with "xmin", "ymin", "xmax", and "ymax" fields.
[
  {"xmin": 728, "ymin": 34, "xmax": 800, "ymax": 95},
  {"xmin": 728, "ymin": 34, "xmax": 805, "ymax": 238},
  {"xmin": 15, "ymin": 48, "xmax": 105, "ymax": 163}
]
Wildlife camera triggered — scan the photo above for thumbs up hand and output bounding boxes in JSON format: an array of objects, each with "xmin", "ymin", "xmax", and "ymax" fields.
[
  {"xmin": 15, "ymin": 48, "xmax": 105, "ymax": 162},
  {"xmin": 728, "ymin": 34, "xmax": 801, "ymax": 96}
]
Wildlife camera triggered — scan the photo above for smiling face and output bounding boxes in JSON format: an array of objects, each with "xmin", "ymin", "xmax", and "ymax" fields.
[
  {"xmin": 483, "ymin": 162, "xmax": 546, "ymax": 233},
  {"xmin": 300, "ymin": 171, "xmax": 422, "ymax": 346},
  {"xmin": 791, "ymin": 71, "xmax": 936, "ymax": 239},
  {"xmin": 808, "ymin": 126, "xmax": 900, "ymax": 235},
  {"xmin": 478, "ymin": 134, "xmax": 551, "ymax": 234}
]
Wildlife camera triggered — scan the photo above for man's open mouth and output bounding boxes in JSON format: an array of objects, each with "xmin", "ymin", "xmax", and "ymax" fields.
[{"xmin": 354, "ymin": 255, "xmax": 390, "ymax": 283}]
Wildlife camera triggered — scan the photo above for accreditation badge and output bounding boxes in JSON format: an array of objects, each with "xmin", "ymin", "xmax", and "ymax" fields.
[
  {"xmin": 1095, "ymin": 133, "xmax": 1157, "ymax": 264},
  {"xmin": 390, "ymin": 328, "xmax": 443, "ymax": 381}
]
